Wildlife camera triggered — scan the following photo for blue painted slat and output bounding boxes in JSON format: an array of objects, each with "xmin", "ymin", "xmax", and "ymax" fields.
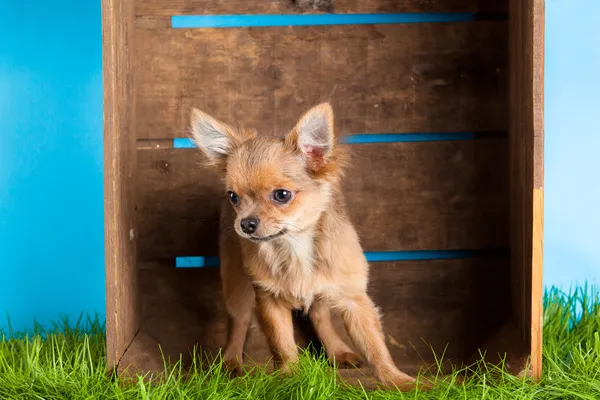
[
  {"xmin": 344, "ymin": 133, "xmax": 474, "ymax": 143},
  {"xmin": 171, "ymin": 13, "xmax": 474, "ymax": 29},
  {"xmin": 173, "ymin": 132, "xmax": 476, "ymax": 148},
  {"xmin": 176, "ymin": 256, "xmax": 220, "ymax": 268},
  {"xmin": 173, "ymin": 138, "xmax": 196, "ymax": 148},
  {"xmin": 174, "ymin": 249, "xmax": 497, "ymax": 268},
  {"xmin": 364, "ymin": 250, "xmax": 473, "ymax": 262}
]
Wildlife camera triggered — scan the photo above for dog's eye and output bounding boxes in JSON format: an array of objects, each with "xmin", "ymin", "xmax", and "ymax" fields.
[
  {"xmin": 228, "ymin": 191, "xmax": 240, "ymax": 206},
  {"xmin": 273, "ymin": 189, "xmax": 292, "ymax": 204}
]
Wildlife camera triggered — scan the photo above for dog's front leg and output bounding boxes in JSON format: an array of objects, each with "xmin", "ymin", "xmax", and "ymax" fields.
[
  {"xmin": 339, "ymin": 293, "xmax": 420, "ymax": 391},
  {"xmin": 308, "ymin": 298, "xmax": 361, "ymax": 368},
  {"xmin": 255, "ymin": 291, "xmax": 298, "ymax": 373}
]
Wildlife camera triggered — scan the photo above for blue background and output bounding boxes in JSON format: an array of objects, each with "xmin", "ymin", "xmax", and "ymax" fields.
[
  {"xmin": 0, "ymin": 1, "xmax": 104, "ymax": 330},
  {"xmin": 0, "ymin": 0, "xmax": 598, "ymax": 331}
]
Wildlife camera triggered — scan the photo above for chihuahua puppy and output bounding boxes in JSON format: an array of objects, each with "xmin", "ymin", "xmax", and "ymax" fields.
[{"xmin": 190, "ymin": 103, "xmax": 419, "ymax": 390}]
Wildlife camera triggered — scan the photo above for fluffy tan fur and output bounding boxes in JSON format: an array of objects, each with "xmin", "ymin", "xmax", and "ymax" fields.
[{"xmin": 189, "ymin": 103, "xmax": 424, "ymax": 391}]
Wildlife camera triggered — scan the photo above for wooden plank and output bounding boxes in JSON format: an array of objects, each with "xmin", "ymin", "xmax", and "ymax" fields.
[
  {"xmin": 508, "ymin": 0, "xmax": 544, "ymax": 380},
  {"xmin": 136, "ymin": 148, "xmax": 222, "ymax": 260},
  {"xmin": 135, "ymin": 0, "xmax": 508, "ymax": 16},
  {"xmin": 117, "ymin": 331, "xmax": 165, "ymax": 380},
  {"xmin": 133, "ymin": 21, "xmax": 508, "ymax": 139},
  {"xmin": 102, "ymin": 0, "xmax": 140, "ymax": 370},
  {"xmin": 136, "ymin": 256, "xmax": 510, "ymax": 376},
  {"xmin": 136, "ymin": 138, "xmax": 509, "ymax": 260}
]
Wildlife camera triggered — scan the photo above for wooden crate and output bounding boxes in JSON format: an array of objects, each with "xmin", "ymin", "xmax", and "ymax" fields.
[{"xmin": 102, "ymin": 0, "xmax": 544, "ymax": 383}]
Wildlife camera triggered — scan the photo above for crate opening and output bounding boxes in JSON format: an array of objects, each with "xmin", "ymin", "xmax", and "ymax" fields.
[{"xmin": 103, "ymin": 0, "xmax": 543, "ymax": 386}]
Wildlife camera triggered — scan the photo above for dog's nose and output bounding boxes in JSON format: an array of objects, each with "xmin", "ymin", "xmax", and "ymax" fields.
[{"xmin": 240, "ymin": 217, "xmax": 259, "ymax": 234}]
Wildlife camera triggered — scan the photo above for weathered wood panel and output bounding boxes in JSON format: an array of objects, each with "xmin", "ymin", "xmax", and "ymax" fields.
[
  {"xmin": 133, "ymin": 21, "xmax": 508, "ymax": 139},
  {"xmin": 508, "ymin": 0, "xmax": 544, "ymax": 379},
  {"xmin": 136, "ymin": 138, "xmax": 509, "ymax": 260},
  {"xmin": 137, "ymin": 256, "xmax": 510, "ymax": 375},
  {"xmin": 102, "ymin": 0, "xmax": 140, "ymax": 370},
  {"xmin": 135, "ymin": 0, "xmax": 508, "ymax": 16}
]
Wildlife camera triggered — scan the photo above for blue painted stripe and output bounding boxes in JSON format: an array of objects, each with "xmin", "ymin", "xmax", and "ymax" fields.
[
  {"xmin": 174, "ymin": 138, "xmax": 196, "ymax": 149},
  {"xmin": 364, "ymin": 250, "xmax": 474, "ymax": 262},
  {"xmin": 176, "ymin": 256, "xmax": 220, "ymax": 268},
  {"xmin": 344, "ymin": 133, "xmax": 474, "ymax": 143},
  {"xmin": 171, "ymin": 13, "xmax": 474, "ymax": 29},
  {"xmin": 176, "ymin": 256, "xmax": 215, "ymax": 268},
  {"xmin": 174, "ymin": 249, "xmax": 501, "ymax": 268},
  {"xmin": 173, "ymin": 132, "xmax": 480, "ymax": 148}
]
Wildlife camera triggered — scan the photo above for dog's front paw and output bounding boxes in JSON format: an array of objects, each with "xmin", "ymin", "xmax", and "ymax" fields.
[
  {"xmin": 332, "ymin": 352, "xmax": 363, "ymax": 369},
  {"xmin": 377, "ymin": 369, "xmax": 431, "ymax": 392},
  {"xmin": 223, "ymin": 358, "xmax": 244, "ymax": 377}
]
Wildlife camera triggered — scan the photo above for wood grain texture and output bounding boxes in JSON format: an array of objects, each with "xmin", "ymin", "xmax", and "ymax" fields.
[
  {"xmin": 116, "ymin": 331, "xmax": 165, "ymax": 380},
  {"xmin": 102, "ymin": 0, "xmax": 140, "ymax": 370},
  {"xmin": 466, "ymin": 321, "xmax": 528, "ymax": 376},
  {"xmin": 136, "ymin": 148, "xmax": 222, "ymax": 260},
  {"xmin": 134, "ymin": 0, "xmax": 508, "ymax": 16},
  {"xmin": 136, "ymin": 138, "xmax": 509, "ymax": 260},
  {"xmin": 135, "ymin": 256, "xmax": 510, "ymax": 376},
  {"xmin": 133, "ymin": 21, "xmax": 508, "ymax": 139},
  {"xmin": 508, "ymin": 0, "xmax": 544, "ymax": 380},
  {"xmin": 531, "ymin": 188, "xmax": 544, "ymax": 378}
]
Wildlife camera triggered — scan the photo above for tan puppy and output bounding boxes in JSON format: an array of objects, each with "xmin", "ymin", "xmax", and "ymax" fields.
[{"xmin": 190, "ymin": 103, "xmax": 420, "ymax": 390}]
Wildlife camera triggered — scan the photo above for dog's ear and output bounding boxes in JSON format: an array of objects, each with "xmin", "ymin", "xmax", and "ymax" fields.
[
  {"xmin": 189, "ymin": 108, "xmax": 252, "ymax": 171},
  {"xmin": 285, "ymin": 102, "xmax": 334, "ymax": 171}
]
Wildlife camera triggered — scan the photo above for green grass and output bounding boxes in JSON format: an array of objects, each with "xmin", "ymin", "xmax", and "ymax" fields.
[{"xmin": 1, "ymin": 286, "xmax": 599, "ymax": 399}]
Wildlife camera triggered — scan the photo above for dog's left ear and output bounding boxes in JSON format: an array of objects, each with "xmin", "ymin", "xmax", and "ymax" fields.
[
  {"xmin": 286, "ymin": 102, "xmax": 334, "ymax": 171},
  {"xmin": 189, "ymin": 108, "xmax": 253, "ymax": 171}
]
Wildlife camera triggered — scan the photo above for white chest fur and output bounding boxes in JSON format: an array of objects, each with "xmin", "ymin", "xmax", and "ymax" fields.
[
  {"xmin": 256, "ymin": 230, "xmax": 322, "ymax": 309},
  {"xmin": 283, "ymin": 230, "xmax": 315, "ymax": 274}
]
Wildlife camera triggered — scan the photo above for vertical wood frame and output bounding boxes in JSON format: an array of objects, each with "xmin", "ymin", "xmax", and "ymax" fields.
[
  {"xmin": 509, "ymin": 0, "xmax": 545, "ymax": 379},
  {"xmin": 102, "ymin": 0, "xmax": 140, "ymax": 370}
]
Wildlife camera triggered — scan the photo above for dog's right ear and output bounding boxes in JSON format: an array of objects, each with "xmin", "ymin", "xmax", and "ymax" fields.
[{"xmin": 189, "ymin": 108, "xmax": 252, "ymax": 171}]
